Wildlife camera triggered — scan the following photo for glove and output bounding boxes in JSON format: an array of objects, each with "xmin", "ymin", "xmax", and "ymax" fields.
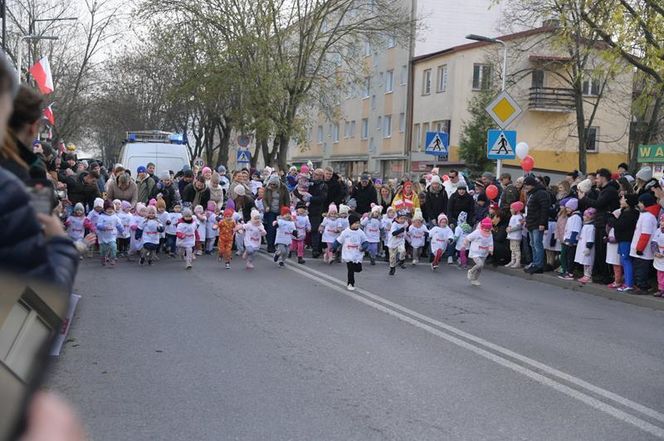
[
  {"xmin": 157, "ymin": 225, "xmax": 165, "ymax": 233},
  {"xmin": 637, "ymin": 250, "xmax": 644, "ymax": 256},
  {"xmin": 360, "ymin": 241, "xmax": 369, "ymax": 252},
  {"xmin": 583, "ymin": 248, "xmax": 590, "ymax": 256},
  {"xmin": 166, "ymin": 220, "xmax": 171, "ymax": 226},
  {"xmin": 292, "ymin": 230, "xmax": 299, "ymax": 238},
  {"xmin": 83, "ymin": 219, "xmax": 92, "ymax": 230},
  {"xmin": 176, "ymin": 232, "xmax": 185, "ymax": 239}
]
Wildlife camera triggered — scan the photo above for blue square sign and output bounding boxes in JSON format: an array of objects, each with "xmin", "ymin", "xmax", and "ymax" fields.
[
  {"xmin": 425, "ymin": 132, "xmax": 449, "ymax": 155},
  {"xmin": 237, "ymin": 149, "xmax": 251, "ymax": 163},
  {"xmin": 487, "ymin": 129, "xmax": 517, "ymax": 160}
]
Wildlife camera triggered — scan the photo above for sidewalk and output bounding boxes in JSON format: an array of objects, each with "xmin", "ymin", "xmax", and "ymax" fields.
[{"xmin": 490, "ymin": 265, "xmax": 664, "ymax": 312}]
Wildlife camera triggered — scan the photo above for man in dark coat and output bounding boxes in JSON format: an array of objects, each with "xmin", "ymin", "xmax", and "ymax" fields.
[
  {"xmin": 578, "ymin": 168, "xmax": 621, "ymax": 283},
  {"xmin": 181, "ymin": 175, "xmax": 210, "ymax": 209},
  {"xmin": 65, "ymin": 170, "xmax": 100, "ymax": 212},
  {"xmin": 447, "ymin": 183, "xmax": 474, "ymax": 227},
  {"xmin": 498, "ymin": 172, "xmax": 520, "ymax": 218},
  {"xmin": 523, "ymin": 176, "xmax": 550, "ymax": 273},
  {"xmin": 296, "ymin": 168, "xmax": 328, "ymax": 257},
  {"xmin": 351, "ymin": 173, "xmax": 378, "ymax": 215},
  {"xmin": 422, "ymin": 175, "xmax": 448, "ymax": 224},
  {"xmin": 324, "ymin": 166, "xmax": 347, "ymax": 207},
  {"xmin": 153, "ymin": 171, "xmax": 179, "ymax": 211}
]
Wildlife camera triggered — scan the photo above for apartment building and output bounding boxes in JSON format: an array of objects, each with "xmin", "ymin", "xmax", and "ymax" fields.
[
  {"xmin": 288, "ymin": 0, "xmax": 504, "ymax": 179},
  {"xmin": 410, "ymin": 25, "xmax": 633, "ymax": 174}
]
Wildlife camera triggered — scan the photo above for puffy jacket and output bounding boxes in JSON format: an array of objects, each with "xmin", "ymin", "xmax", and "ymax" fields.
[
  {"xmin": 581, "ymin": 180, "xmax": 620, "ymax": 234},
  {"xmin": 325, "ymin": 173, "xmax": 347, "ymax": 207},
  {"xmin": 296, "ymin": 179, "xmax": 327, "ymax": 217},
  {"xmin": 153, "ymin": 181, "xmax": 178, "ymax": 211},
  {"xmin": 351, "ymin": 182, "xmax": 378, "ymax": 215},
  {"xmin": 611, "ymin": 207, "xmax": 639, "ymax": 243},
  {"xmin": 181, "ymin": 183, "xmax": 210, "ymax": 209},
  {"xmin": 447, "ymin": 191, "xmax": 475, "ymax": 225},
  {"xmin": 65, "ymin": 172, "xmax": 100, "ymax": 211},
  {"xmin": 525, "ymin": 185, "xmax": 550, "ymax": 230},
  {"xmin": 0, "ymin": 167, "xmax": 79, "ymax": 292},
  {"xmin": 136, "ymin": 176, "xmax": 156, "ymax": 204},
  {"xmin": 422, "ymin": 188, "xmax": 448, "ymax": 222},
  {"xmin": 106, "ymin": 179, "xmax": 138, "ymax": 206}
]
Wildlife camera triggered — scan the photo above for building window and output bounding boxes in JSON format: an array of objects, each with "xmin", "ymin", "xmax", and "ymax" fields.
[
  {"xmin": 385, "ymin": 70, "xmax": 394, "ymax": 93},
  {"xmin": 583, "ymin": 75, "xmax": 601, "ymax": 96},
  {"xmin": 532, "ymin": 70, "xmax": 544, "ymax": 89},
  {"xmin": 436, "ymin": 65, "xmax": 448, "ymax": 93},
  {"xmin": 400, "ymin": 65, "xmax": 408, "ymax": 85},
  {"xmin": 363, "ymin": 76, "xmax": 371, "ymax": 98},
  {"xmin": 413, "ymin": 123, "xmax": 421, "ymax": 151},
  {"xmin": 371, "ymin": 95, "xmax": 376, "ymax": 110},
  {"xmin": 377, "ymin": 116, "xmax": 382, "ymax": 130},
  {"xmin": 387, "ymin": 34, "xmax": 396, "ymax": 48},
  {"xmin": 332, "ymin": 123, "xmax": 340, "ymax": 143},
  {"xmin": 350, "ymin": 120, "xmax": 356, "ymax": 138},
  {"xmin": 472, "ymin": 64, "xmax": 493, "ymax": 90},
  {"xmin": 585, "ymin": 127, "xmax": 598, "ymax": 152},
  {"xmin": 422, "ymin": 69, "xmax": 432, "ymax": 95},
  {"xmin": 361, "ymin": 119, "xmax": 369, "ymax": 139},
  {"xmin": 344, "ymin": 121, "xmax": 350, "ymax": 139},
  {"xmin": 383, "ymin": 115, "xmax": 392, "ymax": 138},
  {"xmin": 399, "ymin": 113, "xmax": 405, "ymax": 133},
  {"xmin": 317, "ymin": 125, "xmax": 324, "ymax": 144}
]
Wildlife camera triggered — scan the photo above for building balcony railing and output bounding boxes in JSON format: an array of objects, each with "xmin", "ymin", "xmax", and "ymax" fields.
[{"xmin": 528, "ymin": 87, "xmax": 576, "ymax": 112}]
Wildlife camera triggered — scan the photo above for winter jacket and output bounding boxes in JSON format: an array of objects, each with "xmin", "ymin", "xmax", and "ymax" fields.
[
  {"xmin": 422, "ymin": 187, "xmax": 448, "ymax": 222},
  {"xmin": 65, "ymin": 172, "xmax": 100, "ymax": 211},
  {"xmin": 325, "ymin": 173, "xmax": 347, "ymax": 207},
  {"xmin": 136, "ymin": 176, "xmax": 156, "ymax": 204},
  {"xmin": 296, "ymin": 179, "xmax": 328, "ymax": 217},
  {"xmin": 580, "ymin": 180, "xmax": 620, "ymax": 235},
  {"xmin": 351, "ymin": 182, "xmax": 378, "ymax": 215},
  {"xmin": 263, "ymin": 182, "xmax": 290, "ymax": 214},
  {"xmin": 106, "ymin": 179, "xmax": 138, "ymax": 206},
  {"xmin": 181, "ymin": 183, "xmax": 211, "ymax": 209},
  {"xmin": 525, "ymin": 185, "xmax": 550, "ymax": 231},
  {"xmin": 153, "ymin": 181, "xmax": 178, "ymax": 211},
  {"xmin": 0, "ymin": 166, "xmax": 79, "ymax": 292},
  {"xmin": 447, "ymin": 191, "xmax": 475, "ymax": 225},
  {"xmin": 499, "ymin": 183, "xmax": 520, "ymax": 216},
  {"xmin": 611, "ymin": 207, "xmax": 639, "ymax": 243}
]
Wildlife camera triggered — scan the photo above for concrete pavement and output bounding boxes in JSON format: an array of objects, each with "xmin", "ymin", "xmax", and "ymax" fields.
[{"xmin": 47, "ymin": 253, "xmax": 664, "ymax": 440}]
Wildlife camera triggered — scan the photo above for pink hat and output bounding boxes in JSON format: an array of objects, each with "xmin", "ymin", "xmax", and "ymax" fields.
[
  {"xmin": 202, "ymin": 166, "xmax": 212, "ymax": 175},
  {"xmin": 480, "ymin": 217, "xmax": 493, "ymax": 230},
  {"xmin": 121, "ymin": 201, "xmax": 132, "ymax": 211},
  {"xmin": 328, "ymin": 203, "xmax": 338, "ymax": 213},
  {"xmin": 148, "ymin": 198, "xmax": 157, "ymax": 206},
  {"xmin": 301, "ymin": 164, "xmax": 310, "ymax": 174},
  {"xmin": 437, "ymin": 213, "xmax": 448, "ymax": 223},
  {"xmin": 207, "ymin": 201, "xmax": 216, "ymax": 211}
]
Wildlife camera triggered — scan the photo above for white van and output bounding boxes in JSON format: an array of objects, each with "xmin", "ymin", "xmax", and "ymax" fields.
[{"xmin": 117, "ymin": 131, "xmax": 191, "ymax": 176}]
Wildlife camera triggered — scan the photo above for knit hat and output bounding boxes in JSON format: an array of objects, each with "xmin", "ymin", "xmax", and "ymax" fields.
[
  {"xmin": 137, "ymin": 165, "xmax": 146, "ymax": 174},
  {"xmin": 457, "ymin": 183, "xmax": 467, "ymax": 190},
  {"xmin": 300, "ymin": 164, "xmax": 310, "ymax": 175},
  {"xmin": 523, "ymin": 176, "xmax": 538, "ymax": 187},
  {"xmin": 74, "ymin": 202, "xmax": 84, "ymax": 213},
  {"xmin": 458, "ymin": 211, "xmax": 468, "ymax": 224},
  {"xmin": 159, "ymin": 171, "xmax": 170, "ymax": 180},
  {"xmin": 577, "ymin": 178, "xmax": 593, "ymax": 194},
  {"xmin": 328, "ymin": 203, "xmax": 337, "ymax": 214},
  {"xmin": 94, "ymin": 197, "xmax": 104, "ymax": 208},
  {"xmin": 412, "ymin": 208, "xmax": 424, "ymax": 221},
  {"xmin": 636, "ymin": 166, "xmax": 653, "ymax": 182},
  {"xmin": 217, "ymin": 165, "xmax": 226, "ymax": 174},
  {"xmin": 510, "ymin": 201, "xmax": 524, "ymax": 213},
  {"xmin": 480, "ymin": 217, "xmax": 493, "ymax": 230},
  {"xmin": 280, "ymin": 206, "xmax": 291, "ymax": 216},
  {"xmin": 206, "ymin": 201, "xmax": 216, "ymax": 211},
  {"xmin": 584, "ymin": 207, "xmax": 597, "ymax": 217},
  {"xmin": 625, "ymin": 193, "xmax": 639, "ymax": 208},
  {"xmin": 202, "ymin": 166, "xmax": 212, "ymax": 175},
  {"xmin": 295, "ymin": 201, "xmax": 307, "ymax": 210},
  {"xmin": 156, "ymin": 199, "xmax": 166, "ymax": 210},
  {"xmin": 437, "ymin": 213, "xmax": 448, "ymax": 224},
  {"xmin": 339, "ymin": 204, "xmax": 350, "ymax": 215},
  {"xmin": 223, "ymin": 207, "xmax": 235, "ymax": 217},
  {"xmin": 396, "ymin": 209, "xmax": 410, "ymax": 218},
  {"xmin": 121, "ymin": 201, "xmax": 131, "ymax": 211},
  {"xmin": 639, "ymin": 192, "xmax": 657, "ymax": 207},
  {"xmin": 148, "ymin": 198, "xmax": 157, "ymax": 206},
  {"xmin": 267, "ymin": 175, "xmax": 280, "ymax": 186},
  {"xmin": 430, "ymin": 175, "xmax": 442, "ymax": 186},
  {"xmin": 360, "ymin": 173, "xmax": 371, "ymax": 182},
  {"xmin": 182, "ymin": 208, "xmax": 193, "ymax": 218},
  {"xmin": 348, "ymin": 213, "xmax": 361, "ymax": 226},
  {"xmin": 103, "ymin": 199, "xmax": 114, "ymax": 211},
  {"xmin": 194, "ymin": 205, "xmax": 204, "ymax": 214},
  {"xmin": 226, "ymin": 198, "xmax": 235, "ymax": 211},
  {"xmin": 370, "ymin": 203, "xmax": 382, "ymax": 215},
  {"xmin": 565, "ymin": 198, "xmax": 579, "ymax": 211},
  {"xmin": 250, "ymin": 209, "xmax": 261, "ymax": 220},
  {"xmin": 210, "ymin": 173, "xmax": 220, "ymax": 185}
]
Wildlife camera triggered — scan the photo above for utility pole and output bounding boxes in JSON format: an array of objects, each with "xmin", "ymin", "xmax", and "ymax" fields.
[{"xmin": 1, "ymin": 0, "xmax": 6, "ymax": 52}]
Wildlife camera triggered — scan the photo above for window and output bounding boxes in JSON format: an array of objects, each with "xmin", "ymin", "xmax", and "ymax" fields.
[
  {"xmin": 350, "ymin": 120, "xmax": 356, "ymax": 138},
  {"xmin": 413, "ymin": 123, "xmax": 421, "ymax": 151},
  {"xmin": 399, "ymin": 112, "xmax": 406, "ymax": 133},
  {"xmin": 371, "ymin": 95, "xmax": 376, "ymax": 110},
  {"xmin": 364, "ymin": 40, "xmax": 372, "ymax": 57},
  {"xmin": 317, "ymin": 125, "xmax": 324, "ymax": 144},
  {"xmin": 583, "ymin": 75, "xmax": 601, "ymax": 96},
  {"xmin": 422, "ymin": 69, "xmax": 432, "ymax": 95},
  {"xmin": 472, "ymin": 64, "xmax": 493, "ymax": 90},
  {"xmin": 532, "ymin": 70, "xmax": 544, "ymax": 89},
  {"xmin": 387, "ymin": 34, "xmax": 396, "ymax": 48},
  {"xmin": 585, "ymin": 127, "xmax": 598, "ymax": 152},
  {"xmin": 344, "ymin": 121, "xmax": 350, "ymax": 139},
  {"xmin": 332, "ymin": 123, "xmax": 340, "ymax": 143},
  {"xmin": 377, "ymin": 116, "xmax": 382, "ymax": 130},
  {"xmin": 363, "ymin": 76, "xmax": 371, "ymax": 98},
  {"xmin": 385, "ymin": 70, "xmax": 394, "ymax": 93},
  {"xmin": 422, "ymin": 122, "xmax": 430, "ymax": 149},
  {"xmin": 361, "ymin": 118, "xmax": 369, "ymax": 139},
  {"xmin": 383, "ymin": 115, "xmax": 392, "ymax": 138},
  {"xmin": 436, "ymin": 65, "xmax": 448, "ymax": 93},
  {"xmin": 400, "ymin": 65, "xmax": 408, "ymax": 85}
]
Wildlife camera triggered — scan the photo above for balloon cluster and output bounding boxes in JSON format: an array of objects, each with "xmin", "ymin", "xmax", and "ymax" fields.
[{"xmin": 516, "ymin": 142, "xmax": 534, "ymax": 172}]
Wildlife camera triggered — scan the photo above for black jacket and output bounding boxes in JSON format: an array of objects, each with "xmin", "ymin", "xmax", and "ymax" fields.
[
  {"xmin": 351, "ymin": 182, "xmax": 378, "ymax": 215},
  {"xmin": 423, "ymin": 188, "xmax": 448, "ymax": 222},
  {"xmin": 525, "ymin": 185, "xmax": 550, "ymax": 230},
  {"xmin": 300, "ymin": 179, "xmax": 328, "ymax": 217},
  {"xmin": 181, "ymin": 183, "xmax": 210, "ymax": 209},
  {"xmin": 447, "ymin": 191, "xmax": 475, "ymax": 225},
  {"xmin": 581, "ymin": 180, "xmax": 620, "ymax": 233},
  {"xmin": 153, "ymin": 181, "xmax": 178, "ymax": 211},
  {"xmin": 65, "ymin": 172, "xmax": 100, "ymax": 211},
  {"xmin": 0, "ymin": 167, "xmax": 79, "ymax": 292},
  {"xmin": 611, "ymin": 207, "xmax": 639, "ymax": 243},
  {"xmin": 325, "ymin": 173, "xmax": 347, "ymax": 207}
]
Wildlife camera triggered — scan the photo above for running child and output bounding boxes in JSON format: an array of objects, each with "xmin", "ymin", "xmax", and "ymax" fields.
[
  {"xmin": 464, "ymin": 217, "xmax": 494, "ymax": 286},
  {"xmin": 361, "ymin": 204, "xmax": 383, "ymax": 265},
  {"xmin": 273, "ymin": 206, "xmax": 297, "ymax": 267},
  {"xmin": 334, "ymin": 213, "xmax": 369, "ymax": 291},
  {"xmin": 429, "ymin": 213, "xmax": 454, "ymax": 271}
]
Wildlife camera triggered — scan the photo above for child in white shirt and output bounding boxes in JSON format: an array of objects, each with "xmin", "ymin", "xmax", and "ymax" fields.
[
  {"xmin": 361, "ymin": 204, "xmax": 383, "ymax": 265},
  {"xmin": 464, "ymin": 217, "xmax": 494, "ymax": 286},
  {"xmin": 388, "ymin": 210, "xmax": 409, "ymax": 275},
  {"xmin": 241, "ymin": 209, "xmax": 267, "ymax": 269},
  {"xmin": 273, "ymin": 207, "xmax": 297, "ymax": 267},
  {"xmin": 407, "ymin": 209, "xmax": 429, "ymax": 265},
  {"xmin": 454, "ymin": 211, "xmax": 472, "ymax": 269},
  {"xmin": 292, "ymin": 202, "xmax": 311, "ymax": 264},
  {"xmin": 574, "ymin": 208, "xmax": 596, "ymax": 284},
  {"xmin": 96, "ymin": 200, "xmax": 125, "ymax": 266},
  {"xmin": 164, "ymin": 203, "xmax": 182, "ymax": 257},
  {"xmin": 320, "ymin": 203, "xmax": 341, "ymax": 264},
  {"xmin": 429, "ymin": 213, "xmax": 454, "ymax": 270},
  {"xmin": 334, "ymin": 214, "xmax": 368, "ymax": 291},
  {"xmin": 176, "ymin": 208, "xmax": 197, "ymax": 269},
  {"xmin": 505, "ymin": 201, "xmax": 525, "ymax": 268}
]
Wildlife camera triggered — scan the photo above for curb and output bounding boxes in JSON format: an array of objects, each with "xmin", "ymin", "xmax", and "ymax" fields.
[{"xmin": 489, "ymin": 266, "xmax": 664, "ymax": 312}]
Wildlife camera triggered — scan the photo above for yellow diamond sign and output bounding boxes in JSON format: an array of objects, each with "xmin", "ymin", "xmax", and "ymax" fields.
[{"xmin": 486, "ymin": 91, "xmax": 522, "ymax": 128}]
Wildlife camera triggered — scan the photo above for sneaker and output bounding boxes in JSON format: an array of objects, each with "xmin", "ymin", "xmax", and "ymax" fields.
[
  {"xmin": 370, "ymin": 256, "xmax": 376, "ymax": 266},
  {"xmin": 347, "ymin": 284, "xmax": 355, "ymax": 291},
  {"xmin": 147, "ymin": 259, "xmax": 153, "ymax": 266},
  {"xmin": 447, "ymin": 256, "xmax": 454, "ymax": 264},
  {"xmin": 577, "ymin": 276, "xmax": 591, "ymax": 284},
  {"xmin": 653, "ymin": 291, "xmax": 663, "ymax": 297},
  {"xmin": 139, "ymin": 257, "xmax": 145, "ymax": 265},
  {"xmin": 186, "ymin": 263, "xmax": 192, "ymax": 270},
  {"xmin": 298, "ymin": 257, "xmax": 305, "ymax": 264},
  {"xmin": 225, "ymin": 262, "xmax": 231, "ymax": 270},
  {"xmin": 558, "ymin": 274, "xmax": 575, "ymax": 281},
  {"xmin": 617, "ymin": 286, "xmax": 633, "ymax": 292},
  {"xmin": 109, "ymin": 259, "xmax": 115, "ymax": 268},
  {"xmin": 246, "ymin": 261, "xmax": 254, "ymax": 269},
  {"xmin": 273, "ymin": 252, "xmax": 279, "ymax": 262},
  {"xmin": 504, "ymin": 261, "xmax": 514, "ymax": 268},
  {"xmin": 278, "ymin": 261, "xmax": 285, "ymax": 267},
  {"xmin": 431, "ymin": 263, "xmax": 438, "ymax": 271},
  {"xmin": 399, "ymin": 260, "xmax": 406, "ymax": 269},
  {"xmin": 389, "ymin": 267, "xmax": 395, "ymax": 276},
  {"xmin": 607, "ymin": 282, "xmax": 621, "ymax": 289},
  {"xmin": 470, "ymin": 279, "xmax": 481, "ymax": 286},
  {"xmin": 412, "ymin": 259, "xmax": 419, "ymax": 265}
]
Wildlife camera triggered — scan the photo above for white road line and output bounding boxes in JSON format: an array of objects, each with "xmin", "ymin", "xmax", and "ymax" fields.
[{"xmin": 260, "ymin": 255, "xmax": 664, "ymax": 439}]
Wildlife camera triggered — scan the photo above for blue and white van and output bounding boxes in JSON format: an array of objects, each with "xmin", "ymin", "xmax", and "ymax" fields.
[{"xmin": 117, "ymin": 131, "xmax": 191, "ymax": 176}]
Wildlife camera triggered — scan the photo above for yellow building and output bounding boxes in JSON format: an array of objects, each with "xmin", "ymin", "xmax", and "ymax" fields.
[{"xmin": 410, "ymin": 25, "xmax": 633, "ymax": 175}]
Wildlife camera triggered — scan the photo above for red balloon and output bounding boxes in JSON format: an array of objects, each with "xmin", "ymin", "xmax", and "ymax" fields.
[
  {"xmin": 521, "ymin": 155, "xmax": 535, "ymax": 172},
  {"xmin": 485, "ymin": 184, "xmax": 499, "ymax": 200},
  {"xmin": 442, "ymin": 174, "xmax": 450, "ymax": 182}
]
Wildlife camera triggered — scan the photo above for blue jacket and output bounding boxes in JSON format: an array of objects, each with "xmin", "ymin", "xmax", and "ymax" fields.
[{"xmin": 0, "ymin": 167, "xmax": 79, "ymax": 292}]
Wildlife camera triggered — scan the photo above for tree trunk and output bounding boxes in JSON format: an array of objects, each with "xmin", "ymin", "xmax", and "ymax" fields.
[
  {"xmin": 260, "ymin": 137, "xmax": 270, "ymax": 167},
  {"xmin": 215, "ymin": 122, "xmax": 231, "ymax": 168},
  {"xmin": 573, "ymin": 88, "xmax": 587, "ymax": 175},
  {"xmin": 277, "ymin": 132, "xmax": 290, "ymax": 172}
]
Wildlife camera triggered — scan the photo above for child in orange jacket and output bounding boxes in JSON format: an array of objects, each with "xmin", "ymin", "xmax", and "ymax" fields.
[{"xmin": 217, "ymin": 208, "xmax": 237, "ymax": 269}]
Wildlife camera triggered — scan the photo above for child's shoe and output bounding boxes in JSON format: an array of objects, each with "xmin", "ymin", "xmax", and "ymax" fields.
[
  {"xmin": 470, "ymin": 279, "xmax": 481, "ymax": 286},
  {"xmin": 278, "ymin": 261, "xmax": 285, "ymax": 267},
  {"xmin": 246, "ymin": 261, "xmax": 254, "ymax": 269},
  {"xmin": 388, "ymin": 267, "xmax": 395, "ymax": 276},
  {"xmin": 412, "ymin": 259, "xmax": 419, "ymax": 265},
  {"xmin": 139, "ymin": 257, "xmax": 145, "ymax": 265},
  {"xmin": 398, "ymin": 260, "xmax": 406, "ymax": 269},
  {"xmin": 225, "ymin": 262, "xmax": 231, "ymax": 270},
  {"xmin": 558, "ymin": 273, "xmax": 575, "ymax": 281},
  {"xmin": 577, "ymin": 275, "xmax": 591, "ymax": 284},
  {"xmin": 298, "ymin": 257, "xmax": 305, "ymax": 264},
  {"xmin": 186, "ymin": 263, "xmax": 192, "ymax": 270},
  {"xmin": 504, "ymin": 260, "xmax": 514, "ymax": 268},
  {"xmin": 242, "ymin": 250, "xmax": 248, "ymax": 260},
  {"xmin": 273, "ymin": 252, "xmax": 279, "ymax": 262},
  {"xmin": 607, "ymin": 282, "xmax": 621, "ymax": 289},
  {"xmin": 347, "ymin": 284, "xmax": 355, "ymax": 291},
  {"xmin": 431, "ymin": 263, "xmax": 438, "ymax": 271},
  {"xmin": 369, "ymin": 256, "xmax": 376, "ymax": 265}
]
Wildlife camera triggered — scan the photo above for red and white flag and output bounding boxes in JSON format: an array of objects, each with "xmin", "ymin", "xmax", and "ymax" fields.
[
  {"xmin": 29, "ymin": 57, "xmax": 54, "ymax": 95},
  {"xmin": 43, "ymin": 104, "xmax": 55, "ymax": 125}
]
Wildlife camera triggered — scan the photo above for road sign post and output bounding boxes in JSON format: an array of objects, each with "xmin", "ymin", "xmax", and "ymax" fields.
[{"xmin": 485, "ymin": 91, "xmax": 521, "ymax": 176}]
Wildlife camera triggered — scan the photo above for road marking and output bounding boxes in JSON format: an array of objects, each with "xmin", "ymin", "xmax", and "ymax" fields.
[{"xmin": 259, "ymin": 254, "xmax": 664, "ymax": 438}]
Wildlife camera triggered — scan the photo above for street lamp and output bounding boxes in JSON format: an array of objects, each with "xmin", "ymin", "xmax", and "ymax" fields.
[
  {"xmin": 16, "ymin": 35, "xmax": 58, "ymax": 81},
  {"xmin": 466, "ymin": 33, "xmax": 508, "ymax": 175}
]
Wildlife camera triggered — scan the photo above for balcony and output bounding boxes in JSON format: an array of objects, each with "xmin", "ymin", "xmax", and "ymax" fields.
[{"xmin": 528, "ymin": 87, "xmax": 576, "ymax": 113}]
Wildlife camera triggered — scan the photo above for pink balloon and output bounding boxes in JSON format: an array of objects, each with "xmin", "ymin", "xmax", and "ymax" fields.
[
  {"xmin": 485, "ymin": 184, "xmax": 499, "ymax": 201},
  {"xmin": 521, "ymin": 155, "xmax": 535, "ymax": 172}
]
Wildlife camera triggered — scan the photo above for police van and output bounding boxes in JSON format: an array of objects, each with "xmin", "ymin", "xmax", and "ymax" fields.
[{"xmin": 117, "ymin": 130, "xmax": 191, "ymax": 176}]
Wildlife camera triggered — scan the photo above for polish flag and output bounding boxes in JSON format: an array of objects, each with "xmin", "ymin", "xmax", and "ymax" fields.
[
  {"xmin": 29, "ymin": 57, "xmax": 54, "ymax": 95},
  {"xmin": 43, "ymin": 104, "xmax": 55, "ymax": 125}
]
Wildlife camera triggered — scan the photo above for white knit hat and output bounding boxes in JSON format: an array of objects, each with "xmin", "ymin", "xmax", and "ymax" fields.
[
  {"xmin": 94, "ymin": 197, "xmax": 104, "ymax": 208},
  {"xmin": 636, "ymin": 166, "xmax": 653, "ymax": 182},
  {"xmin": 577, "ymin": 178, "xmax": 593, "ymax": 194},
  {"xmin": 234, "ymin": 184, "xmax": 246, "ymax": 196},
  {"xmin": 339, "ymin": 204, "xmax": 350, "ymax": 215}
]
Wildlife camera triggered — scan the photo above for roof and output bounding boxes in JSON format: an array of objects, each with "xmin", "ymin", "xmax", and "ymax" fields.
[{"xmin": 412, "ymin": 26, "xmax": 556, "ymax": 64}]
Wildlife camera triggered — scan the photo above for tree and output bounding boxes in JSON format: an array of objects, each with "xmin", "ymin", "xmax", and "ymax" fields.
[{"xmin": 459, "ymin": 89, "xmax": 496, "ymax": 174}]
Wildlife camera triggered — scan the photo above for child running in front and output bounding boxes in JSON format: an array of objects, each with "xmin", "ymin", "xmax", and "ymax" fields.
[
  {"xmin": 429, "ymin": 213, "xmax": 454, "ymax": 271},
  {"xmin": 407, "ymin": 208, "xmax": 429, "ymax": 265},
  {"xmin": 361, "ymin": 204, "xmax": 383, "ymax": 265},
  {"xmin": 464, "ymin": 217, "xmax": 494, "ymax": 286},
  {"xmin": 176, "ymin": 208, "xmax": 197, "ymax": 269},
  {"xmin": 334, "ymin": 213, "xmax": 368, "ymax": 291},
  {"xmin": 96, "ymin": 200, "xmax": 125, "ymax": 267},
  {"xmin": 388, "ymin": 210, "xmax": 409, "ymax": 276},
  {"xmin": 65, "ymin": 203, "xmax": 86, "ymax": 249},
  {"xmin": 292, "ymin": 202, "xmax": 311, "ymax": 264},
  {"xmin": 454, "ymin": 211, "xmax": 472, "ymax": 269},
  {"xmin": 574, "ymin": 208, "xmax": 596, "ymax": 284},
  {"xmin": 139, "ymin": 206, "xmax": 165, "ymax": 266},
  {"xmin": 320, "ymin": 203, "xmax": 340, "ymax": 263},
  {"xmin": 217, "ymin": 207, "xmax": 236, "ymax": 269},
  {"xmin": 273, "ymin": 206, "xmax": 297, "ymax": 267},
  {"xmin": 242, "ymin": 209, "xmax": 267, "ymax": 269}
]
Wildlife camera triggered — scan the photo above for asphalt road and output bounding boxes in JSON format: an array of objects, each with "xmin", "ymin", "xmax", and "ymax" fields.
[{"xmin": 48, "ymin": 252, "xmax": 664, "ymax": 441}]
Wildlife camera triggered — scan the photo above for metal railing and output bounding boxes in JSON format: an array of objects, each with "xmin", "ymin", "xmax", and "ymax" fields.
[{"xmin": 528, "ymin": 87, "xmax": 576, "ymax": 112}]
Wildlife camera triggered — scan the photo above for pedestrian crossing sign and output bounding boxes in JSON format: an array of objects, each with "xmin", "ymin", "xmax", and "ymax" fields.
[
  {"xmin": 487, "ymin": 129, "xmax": 517, "ymax": 160},
  {"xmin": 424, "ymin": 132, "xmax": 449, "ymax": 155},
  {"xmin": 236, "ymin": 149, "xmax": 251, "ymax": 164}
]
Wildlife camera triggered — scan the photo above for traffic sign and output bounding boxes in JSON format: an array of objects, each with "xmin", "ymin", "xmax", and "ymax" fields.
[
  {"xmin": 424, "ymin": 132, "xmax": 449, "ymax": 155},
  {"xmin": 193, "ymin": 157, "xmax": 204, "ymax": 168},
  {"xmin": 487, "ymin": 129, "xmax": 517, "ymax": 160},
  {"xmin": 486, "ymin": 91, "xmax": 522, "ymax": 129},
  {"xmin": 236, "ymin": 149, "xmax": 251, "ymax": 164},
  {"xmin": 237, "ymin": 135, "xmax": 251, "ymax": 147}
]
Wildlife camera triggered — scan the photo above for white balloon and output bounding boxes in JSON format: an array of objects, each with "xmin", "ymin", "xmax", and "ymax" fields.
[{"xmin": 515, "ymin": 142, "xmax": 529, "ymax": 160}]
